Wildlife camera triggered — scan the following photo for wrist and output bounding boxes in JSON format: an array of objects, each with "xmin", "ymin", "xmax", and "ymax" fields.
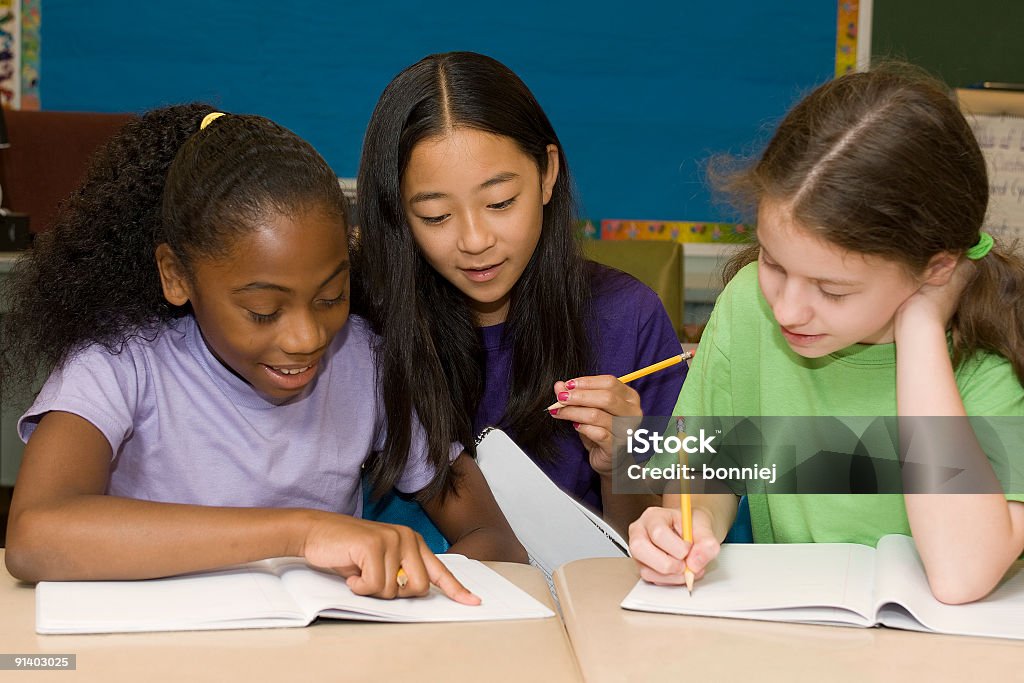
[
  {"xmin": 894, "ymin": 312, "xmax": 947, "ymax": 345},
  {"xmin": 284, "ymin": 508, "xmax": 325, "ymax": 558},
  {"xmin": 692, "ymin": 505, "xmax": 717, "ymax": 538}
]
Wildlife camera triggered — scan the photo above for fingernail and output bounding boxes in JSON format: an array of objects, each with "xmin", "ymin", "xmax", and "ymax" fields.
[
  {"xmin": 558, "ymin": 391, "xmax": 570, "ymax": 402},
  {"xmin": 549, "ymin": 408, "xmax": 559, "ymax": 416},
  {"xmin": 565, "ymin": 379, "xmax": 576, "ymax": 390},
  {"xmin": 572, "ymin": 422, "xmax": 580, "ymax": 429}
]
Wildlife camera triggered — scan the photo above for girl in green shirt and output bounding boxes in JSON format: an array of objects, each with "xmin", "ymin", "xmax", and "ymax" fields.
[{"xmin": 629, "ymin": 64, "xmax": 1024, "ymax": 605}]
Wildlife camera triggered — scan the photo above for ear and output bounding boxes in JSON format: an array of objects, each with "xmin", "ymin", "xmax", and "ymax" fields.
[
  {"xmin": 540, "ymin": 144, "xmax": 560, "ymax": 206},
  {"xmin": 155, "ymin": 243, "xmax": 193, "ymax": 307},
  {"xmin": 921, "ymin": 251, "xmax": 959, "ymax": 286}
]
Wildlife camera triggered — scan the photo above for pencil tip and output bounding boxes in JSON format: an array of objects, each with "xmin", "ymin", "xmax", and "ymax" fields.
[{"xmin": 684, "ymin": 569, "xmax": 695, "ymax": 595}]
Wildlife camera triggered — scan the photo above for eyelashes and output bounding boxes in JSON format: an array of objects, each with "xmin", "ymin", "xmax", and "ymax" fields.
[
  {"xmin": 761, "ymin": 257, "xmax": 849, "ymax": 301},
  {"xmin": 488, "ymin": 197, "xmax": 516, "ymax": 210},
  {"xmin": 248, "ymin": 310, "xmax": 280, "ymax": 324},
  {"xmin": 246, "ymin": 293, "xmax": 348, "ymax": 325},
  {"xmin": 416, "ymin": 195, "xmax": 519, "ymax": 226}
]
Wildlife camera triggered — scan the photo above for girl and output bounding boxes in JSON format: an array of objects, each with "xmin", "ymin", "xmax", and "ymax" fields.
[
  {"xmin": 629, "ymin": 65, "xmax": 1024, "ymax": 605},
  {"xmin": 355, "ymin": 52, "xmax": 685, "ymax": 537},
  {"xmin": 2, "ymin": 104, "xmax": 523, "ymax": 598}
]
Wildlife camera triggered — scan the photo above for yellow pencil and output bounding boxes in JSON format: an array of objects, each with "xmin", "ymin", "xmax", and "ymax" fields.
[
  {"xmin": 680, "ymin": 480, "xmax": 695, "ymax": 595},
  {"xmin": 545, "ymin": 350, "xmax": 694, "ymax": 412}
]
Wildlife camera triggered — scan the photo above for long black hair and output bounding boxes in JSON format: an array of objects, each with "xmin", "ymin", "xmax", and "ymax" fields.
[
  {"xmin": 355, "ymin": 52, "xmax": 592, "ymax": 500},
  {"xmin": 0, "ymin": 104, "xmax": 347, "ymax": 404}
]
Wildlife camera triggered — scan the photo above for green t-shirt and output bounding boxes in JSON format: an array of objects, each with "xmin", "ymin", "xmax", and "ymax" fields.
[{"xmin": 675, "ymin": 262, "xmax": 1024, "ymax": 547}]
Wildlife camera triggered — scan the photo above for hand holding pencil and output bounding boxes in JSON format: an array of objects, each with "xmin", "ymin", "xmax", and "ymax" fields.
[
  {"xmin": 627, "ymin": 500, "xmax": 722, "ymax": 589},
  {"xmin": 546, "ymin": 352, "xmax": 693, "ymax": 476},
  {"xmin": 545, "ymin": 352, "xmax": 693, "ymax": 413}
]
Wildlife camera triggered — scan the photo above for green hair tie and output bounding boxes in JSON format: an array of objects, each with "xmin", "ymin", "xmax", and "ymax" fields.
[{"xmin": 966, "ymin": 232, "xmax": 994, "ymax": 260}]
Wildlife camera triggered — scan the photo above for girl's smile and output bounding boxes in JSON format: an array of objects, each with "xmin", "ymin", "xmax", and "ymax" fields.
[
  {"xmin": 261, "ymin": 361, "xmax": 319, "ymax": 392},
  {"xmin": 778, "ymin": 326, "xmax": 826, "ymax": 347},
  {"xmin": 459, "ymin": 260, "xmax": 506, "ymax": 283}
]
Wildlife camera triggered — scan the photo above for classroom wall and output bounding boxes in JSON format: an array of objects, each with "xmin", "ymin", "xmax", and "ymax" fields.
[{"xmin": 40, "ymin": 1, "xmax": 836, "ymax": 223}]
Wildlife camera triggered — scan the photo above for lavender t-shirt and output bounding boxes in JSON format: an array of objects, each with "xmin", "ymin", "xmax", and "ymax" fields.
[
  {"xmin": 20, "ymin": 315, "xmax": 453, "ymax": 517},
  {"xmin": 476, "ymin": 264, "xmax": 686, "ymax": 511}
]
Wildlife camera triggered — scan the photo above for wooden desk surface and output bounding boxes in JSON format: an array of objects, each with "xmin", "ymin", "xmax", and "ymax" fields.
[
  {"xmin": 0, "ymin": 550, "xmax": 581, "ymax": 682},
  {"xmin": 554, "ymin": 557, "xmax": 1021, "ymax": 683}
]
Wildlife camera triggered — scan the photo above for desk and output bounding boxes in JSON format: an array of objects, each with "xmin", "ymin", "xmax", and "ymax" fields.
[
  {"xmin": 0, "ymin": 550, "xmax": 582, "ymax": 682},
  {"xmin": 554, "ymin": 558, "xmax": 1020, "ymax": 683}
]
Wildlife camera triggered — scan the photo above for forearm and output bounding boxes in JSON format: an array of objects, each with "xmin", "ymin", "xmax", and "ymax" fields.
[
  {"xmin": 662, "ymin": 492, "xmax": 738, "ymax": 542},
  {"xmin": 601, "ymin": 475, "xmax": 659, "ymax": 539},
  {"xmin": 896, "ymin": 315, "xmax": 1024, "ymax": 602},
  {"xmin": 6, "ymin": 495, "xmax": 319, "ymax": 582},
  {"xmin": 896, "ymin": 315, "xmax": 965, "ymax": 417},
  {"xmin": 423, "ymin": 453, "xmax": 527, "ymax": 563},
  {"xmin": 905, "ymin": 495, "xmax": 1024, "ymax": 603},
  {"xmin": 447, "ymin": 525, "xmax": 528, "ymax": 563}
]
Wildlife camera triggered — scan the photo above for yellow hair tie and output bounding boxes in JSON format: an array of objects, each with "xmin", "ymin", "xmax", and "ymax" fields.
[{"xmin": 200, "ymin": 112, "xmax": 225, "ymax": 130}]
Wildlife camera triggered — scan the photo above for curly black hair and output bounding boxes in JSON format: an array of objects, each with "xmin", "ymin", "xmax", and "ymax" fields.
[{"xmin": 0, "ymin": 103, "xmax": 347, "ymax": 401}]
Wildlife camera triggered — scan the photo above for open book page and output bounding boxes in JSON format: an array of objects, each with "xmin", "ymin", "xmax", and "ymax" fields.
[
  {"xmin": 36, "ymin": 559, "xmax": 306, "ymax": 634},
  {"xmin": 279, "ymin": 554, "xmax": 553, "ymax": 623},
  {"xmin": 36, "ymin": 556, "xmax": 553, "ymax": 635},
  {"xmin": 474, "ymin": 428, "xmax": 627, "ymax": 580},
  {"xmin": 621, "ymin": 542, "xmax": 877, "ymax": 627},
  {"xmin": 873, "ymin": 534, "xmax": 1024, "ymax": 639}
]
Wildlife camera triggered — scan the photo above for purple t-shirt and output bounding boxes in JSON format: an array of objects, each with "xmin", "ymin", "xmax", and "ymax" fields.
[
  {"xmin": 476, "ymin": 264, "xmax": 686, "ymax": 511},
  {"xmin": 20, "ymin": 315, "xmax": 452, "ymax": 516}
]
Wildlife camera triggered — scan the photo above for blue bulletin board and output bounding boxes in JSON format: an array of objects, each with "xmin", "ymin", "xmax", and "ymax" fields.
[{"xmin": 39, "ymin": 1, "xmax": 836, "ymax": 222}]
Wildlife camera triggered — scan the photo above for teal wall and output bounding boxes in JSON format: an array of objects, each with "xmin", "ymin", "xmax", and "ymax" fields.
[{"xmin": 40, "ymin": 1, "xmax": 836, "ymax": 222}]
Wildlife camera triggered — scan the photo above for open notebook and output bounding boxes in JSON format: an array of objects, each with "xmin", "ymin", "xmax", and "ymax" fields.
[
  {"xmin": 475, "ymin": 428, "xmax": 628, "ymax": 582},
  {"xmin": 35, "ymin": 554, "xmax": 553, "ymax": 634},
  {"xmin": 621, "ymin": 534, "xmax": 1024, "ymax": 640}
]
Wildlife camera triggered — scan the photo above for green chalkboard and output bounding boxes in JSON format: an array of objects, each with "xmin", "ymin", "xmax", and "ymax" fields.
[{"xmin": 872, "ymin": 0, "xmax": 1024, "ymax": 87}]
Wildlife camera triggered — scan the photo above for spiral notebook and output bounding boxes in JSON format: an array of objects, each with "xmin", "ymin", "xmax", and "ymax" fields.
[{"xmin": 474, "ymin": 428, "xmax": 628, "ymax": 583}]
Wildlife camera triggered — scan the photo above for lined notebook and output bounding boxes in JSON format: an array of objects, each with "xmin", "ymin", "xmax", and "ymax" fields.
[
  {"xmin": 475, "ymin": 428, "xmax": 628, "ymax": 582},
  {"xmin": 621, "ymin": 534, "xmax": 1024, "ymax": 640},
  {"xmin": 35, "ymin": 554, "xmax": 553, "ymax": 634}
]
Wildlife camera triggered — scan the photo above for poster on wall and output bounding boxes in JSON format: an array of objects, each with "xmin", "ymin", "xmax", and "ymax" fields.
[
  {"xmin": 958, "ymin": 88, "xmax": 1024, "ymax": 242},
  {"xmin": 0, "ymin": 0, "xmax": 19, "ymax": 108},
  {"xmin": 20, "ymin": 0, "xmax": 39, "ymax": 109},
  {"xmin": 973, "ymin": 112, "xmax": 1024, "ymax": 241}
]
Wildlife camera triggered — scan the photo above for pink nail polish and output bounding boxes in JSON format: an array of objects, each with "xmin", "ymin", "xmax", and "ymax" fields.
[
  {"xmin": 566, "ymin": 379, "xmax": 576, "ymax": 390},
  {"xmin": 558, "ymin": 391, "xmax": 570, "ymax": 402},
  {"xmin": 549, "ymin": 408, "xmax": 559, "ymax": 416},
  {"xmin": 572, "ymin": 422, "xmax": 580, "ymax": 429}
]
